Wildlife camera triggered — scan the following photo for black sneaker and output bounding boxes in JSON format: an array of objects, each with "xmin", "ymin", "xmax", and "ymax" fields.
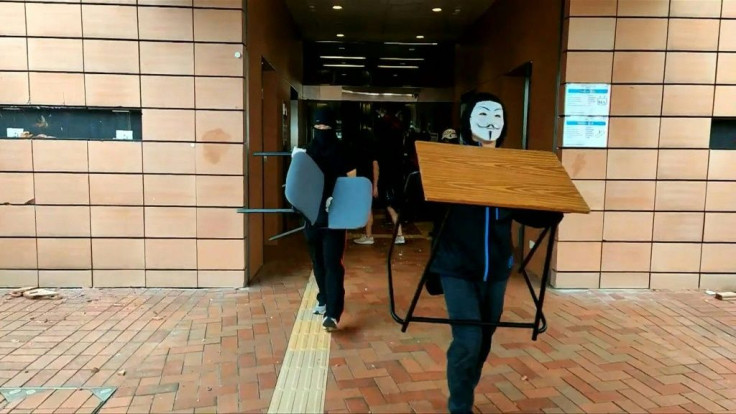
[{"xmin": 322, "ymin": 316, "xmax": 338, "ymax": 332}]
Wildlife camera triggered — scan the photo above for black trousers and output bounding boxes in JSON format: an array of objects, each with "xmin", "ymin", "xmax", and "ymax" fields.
[
  {"xmin": 304, "ymin": 224, "xmax": 347, "ymax": 321},
  {"xmin": 441, "ymin": 275, "xmax": 509, "ymax": 414}
]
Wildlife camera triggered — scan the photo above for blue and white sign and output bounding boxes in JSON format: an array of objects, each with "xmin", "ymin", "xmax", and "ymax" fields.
[
  {"xmin": 564, "ymin": 83, "xmax": 610, "ymax": 116},
  {"xmin": 563, "ymin": 116, "xmax": 608, "ymax": 148}
]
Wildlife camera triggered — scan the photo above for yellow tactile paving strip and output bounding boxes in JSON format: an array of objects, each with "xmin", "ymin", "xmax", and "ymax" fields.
[{"xmin": 268, "ymin": 274, "xmax": 330, "ymax": 414}]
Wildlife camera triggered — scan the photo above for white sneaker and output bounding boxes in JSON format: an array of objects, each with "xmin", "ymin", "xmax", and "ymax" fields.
[
  {"xmin": 313, "ymin": 304, "xmax": 326, "ymax": 315},
  {"xmin": 353, "ymin": 235, "xmax": 374, "ymax": 245},
  {"xmin": 322, "ymin": 316, "xmax": 338, "ymax": 332},
  {"xmin": 395, "ymin": 235, "xmax": 406, "ymax": 245}
]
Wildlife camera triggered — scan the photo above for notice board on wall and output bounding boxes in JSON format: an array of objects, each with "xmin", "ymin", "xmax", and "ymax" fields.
[{"xmin": 562, "ymin": 83, "xmax": 610, "ymax": 148}]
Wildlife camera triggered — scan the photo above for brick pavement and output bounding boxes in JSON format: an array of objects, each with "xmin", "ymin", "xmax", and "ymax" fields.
[{"xmin": 1, "ymin": 233, "xmax": 736, "ymax": 413}]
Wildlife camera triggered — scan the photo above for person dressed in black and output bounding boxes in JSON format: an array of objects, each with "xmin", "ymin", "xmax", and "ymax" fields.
[
  {"xmin": 301, "ymin": 107, "xmax": 356, "ymax": 332},
  {"xmin": 428, "ymin": 93, "xmax": 562, "ymax": 413}
]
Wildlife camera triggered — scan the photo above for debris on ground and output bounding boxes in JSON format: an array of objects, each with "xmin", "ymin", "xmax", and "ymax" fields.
[
  {"xmin": 715, "ymin": 291, "xmax": 736, "ymax": 301},
  {"xmin": 7, "ymin": 287, "xmax": 61, "ymax": 300}
]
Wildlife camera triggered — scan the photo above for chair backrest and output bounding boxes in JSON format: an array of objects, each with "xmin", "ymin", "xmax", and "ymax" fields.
[
  {"xmin": 284, "ymin": 151, "xmax": 324, "ymax": 225},
  {"xmin": 328, "ymin": 177, "xmax": 372, "ymax": 229}
]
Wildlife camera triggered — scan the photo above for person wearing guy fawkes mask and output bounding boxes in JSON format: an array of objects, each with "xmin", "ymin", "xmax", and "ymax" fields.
[
  {"xmin": 428, "ymin": 93, "xmax": 562, "ymax": 413},
  {"xmin": 301, "ymin": 107, "xmax": 357, "ymax": 332}
]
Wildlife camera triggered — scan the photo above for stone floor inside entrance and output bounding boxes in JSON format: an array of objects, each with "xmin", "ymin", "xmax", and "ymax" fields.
[{"xmin": 1, "ymin": 228, "xmax": 735, "ymax": 413}]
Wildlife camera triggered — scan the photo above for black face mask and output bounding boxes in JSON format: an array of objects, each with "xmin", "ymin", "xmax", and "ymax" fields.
[{"xmin": 313, "ymin": 128, "xmax": 337, "ymax": 145}]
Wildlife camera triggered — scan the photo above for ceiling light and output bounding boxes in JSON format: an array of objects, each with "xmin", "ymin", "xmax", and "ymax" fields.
[
  {"xmin": 377, "ymin": 65, "xmax": 420, "ymax": 69},
  {"xmin": 333, "ymin": 5, "xmax": 343, "ymax": 10},
  {"xmin": 416, "ymin": 35, "xmax": 425, "ymax": 39},
  {"xmin": 432, "ymin": 7, "xmax": 442, "ymax": 12},
  {"xmin": 324, "ymin": 63, "xmax": 364, "ymax": 68},
  {"xmin": 380, "ymin": 57, "xmax": 425, "ymax": 61},
  {"xmin": 321, "ymin": 56, "xmax": 367, "ymax": 60},
  {"xmin": 336, "ymin": 33, "xmax": 345, "ymax": 38}
]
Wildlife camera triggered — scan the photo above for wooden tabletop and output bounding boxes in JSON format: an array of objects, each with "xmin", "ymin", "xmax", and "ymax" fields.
[{"xmin": 415, "ymin": 141, "xmax": 590, "ymax": 214}]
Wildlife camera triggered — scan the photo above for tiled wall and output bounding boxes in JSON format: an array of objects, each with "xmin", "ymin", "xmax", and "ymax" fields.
[
  {"xmin": 0, "ymin": 0, "xmax": 247, "ymax": 288},
  {"xmin": 555, "ymin": 0, "xmax": 736, "ymax": 290}
]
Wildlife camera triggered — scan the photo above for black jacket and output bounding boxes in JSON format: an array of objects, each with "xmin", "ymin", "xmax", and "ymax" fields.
[{"xmin": 428, "ymin": 203, "xmax": 562, "ymax": 286}]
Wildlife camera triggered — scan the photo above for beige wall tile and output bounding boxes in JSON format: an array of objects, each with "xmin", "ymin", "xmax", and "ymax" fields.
[
  {"xmin": 561, "ymin": 149, "xmax": 607, "ymax": 179},
  {"xmin": 93, "ymin": 270, "xmax": 145, "ymax": 288},
  {"xmin": 198, "ymin": 271, "xmax": 245, "ymax": 288},
  {"xmin": 39, "ymin": 270, "xmax": 91, "ymax": 288},
  {"xmin": 142, "ymin": 142, "xmax": 196, "ymax": 174},
  {"xmin": 141, "ymin": 76, "xmax": 195, "ymax": 109},
  {"xmin": 90, "ymin": 206, "xmax": 144, "ymax": 237},
  {"xmin": 83, "ymin": 40, "xmax": 139, "ymax": 74},
  {"xmin": 0, "ymin": 3, "xmax": 27, "ymax": 36},
  {"xmin": 0, "ymin": 173, "xmax": 34, "ymax": 205},
  {"xmin": 0, "ymin": 270, "xmax": 38, "ymax": 288},
  {"xmin": 0, "ymin": 38, "xmax": 28, "ymax": 70},
  {"xmin": 650, "ymin": 273, "xmax": 699, "ymax": 290},
  {"xmin": 146, "ymin": 270, "xmax": 197, "ymax": 288},
  {"xmin": 28, "ymin": 38, "xmax": 83, "ymax": 72},
  {"xmin": 197, "ymin": 208, "xmax": 244, "ymax": 239},
  {"xmin": 573, "ymin": 180, "xmax": 605, "ymax": 211},
  {"xmin": 569, "ymin": 0, "xmax": 617, "ymax": 16},
  {"xmin": 558, "ymin": 212, "xmax": 603, "ymax": 241},
  {"xmin": 651, "ymin": 243, "xmax": 702, "ymax": 272},
  {"xmin": 709, "ymin": 150, "xmax": 736, "ymax": 180},
  {"xmin": 35, "ymin": 173, "xmax": 90, "ymax": 205},
  {"xmin": 653, "ymin": 212, "xmax": 704, "ymax": 242},
  {"xmin": 85, "ymin": 74, "xmax": 141, "ymax": 108},
  {"xmin": 607, "ymin": 118, "xmax": 660, "ymax": 148},
  {"xmin": 615, "ymin": 18, "xmax": 668, "ymax": 50},
  {"xmin": 144, "ymin": 207, "xmax": 196, "ymax": 238},
  {"xmin": 601, "ymin": 243, "xmax": 651, "ymax": 272},
  {"xmin": 197, "ymin": 240, "xmax": 245, "ymax": 270},
  {"xmin": 701, "ymin": 244, "xmax": 736, "ymax": 273},
  {"xmin": 89, "ymin": 174, "xmax": 143, "ymax": 205},
  {"xmin": 196, "ymin": 111, "xmax": 244, "ymax": 143},
  {"xmin": 37, "ymin": 238, "xmax": 91, "ymax": 269},
  {"xmin": 0, "ymin": 239, "xmax": 37, "ymax": 269},
  {"xmin": 610, "ymin": 85, "xmax": 663, "ymax": 116},
  {"xmin": 714, "ymin": 86, "xmax": 736, "ymax": 117},
  {"xmin": 196, "ymin": 176, "xmax": 244, "ymax": 207},
  {"xmin": 556, "ymin": 241, "xmax": 602, "ymax": 272},
  {"xmin": 32, "ymin": 140, "xmax": 88, "ymax": 172},
  {"xmin": 0, "ymin": 206, "xmax": 36, "ymax": 237},
  {"xmin": 139, "ymin": 0, "xmax": 192, "ymax": 7},
  {"xmin": 725, "ymin": 0, "xmax": 736, "ymax": 18},
  {"xmin": 92, "ymin": 239, "xmax": 144, "ymax": 269},
  {"xmin": 138, "ymin": 7, "xmax": 193, "ymax": 41},
  {"xmin": 617, "ymin": 0, "xmax": 669, "ymax": 16},
  {"xmin": 668, "ymin": 19, "xmax": 720, "ymax": 51},
  {"xmin": 550, "ymin": 272, "xmax": 600, "ymax": 289},
  {"xmin": 606, "ymin": 150, "xmax": 658, "ymax": 179},
  {"xmin": 140, "ymin": 42, "xmax": 194, "ymax": 75},
  {"xmin": 703, "ymin": 213, "xmax": 736, "ymax": 242},
  {"xmin": 88, "ymin": 141, "xmax": 142, "ymax": 173},
  {"xmin": 717, "ymin": 53, "xmax": 736, "ymax": 84},
  {"xmin": 706, "ymin": 182, "xmax": 736, "ymax": 211},
  {"xmin": 145, "ymin": 240, "xmax": 197, "ymax": 269},
  {"xmin": 195, "ymin": 143, "xmax": 243, "ymax": 175},
  {"xmin": 195, "ymin": 78, "xmax": 243, "ymax": 110},
  {"xmin": 662, "ymin": 85, "xmax": 714, "ymax": 117},
  {"xmin": 195, "ymin": 44, "xmax": 244, "ymax": 77},
  {"xmin": 29, "ymin": 73, "xmax": 86, "ymax": 106},
  {"xmin": 194, "ymin": 9, "xmax": 242, "ymax": 42},
  {"xmin": 670, "ymin": 0, "xmax": 722, "ymax": 17},
  {"xmin": 36, "ymin": 206, "xmax": 91, "ymax": 237},
  {"xmin": 699, "ymin": 274, "xmax": 736, "ymax": 291},
  {"xmin": 657, "ymin": 150, "xmax": 709, "ymax": 180},
  {"xmin": 602, "ymin": 212, "xmax": 654, "ymax": 241},
  {"xmin": 568, "ymin": 18, "xmax": 616, "ymax": 50},
  {"xmin": 0, "ymin": 72, "xmax": 29, "ymax": 105},
  {"xmin": 26, "ymin": 3, "xmax": 82, "ymax": 37},
  {"xmin": 142, "ymin": 110, "xmax": 196, "ymax": 142},
  {"xmin": 0, "ymin": 140, "xmax": 33, "ymax": 171},
  {"xmin": 600, "ymin": 273, "xmax": 649, "ymax": 289},
  {"xmin": 144, "ymin": 175, "xmax": 196, "ymax": 206},
  {"xmin": 612, "ymin": 52, "xmax": 665, "ymax": 83},
  {"xmin": 664, "ymin": 53, "xmax": 717, "ymax": 84},
  {"xmin": 81, "ymin": 4, "xmax": 138, "ymax": 39},
  {"xmin": 655, "ymin": 181, "xmax": 707, "ymax": 211},
  {"xmin": 193, "ymin": 0, "xmax": 242, "ymax": 8},
  {"xmin": 719, "ymin": 20, "xmax": 736, "ymax": 51},
  {"xmin": 658, "ymin": 118, "xmax": 711, "ymax": 148}
]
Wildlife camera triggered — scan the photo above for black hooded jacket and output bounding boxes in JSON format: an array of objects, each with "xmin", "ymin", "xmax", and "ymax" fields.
[{"xmin": 427, "ymin": 93, "xmax": 562, "ymax": 285}]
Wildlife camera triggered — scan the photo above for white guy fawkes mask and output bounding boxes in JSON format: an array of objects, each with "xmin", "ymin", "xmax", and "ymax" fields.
[{"xmin": 469, "ymin": 100, "xmax": 504, "ymax": 143}]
